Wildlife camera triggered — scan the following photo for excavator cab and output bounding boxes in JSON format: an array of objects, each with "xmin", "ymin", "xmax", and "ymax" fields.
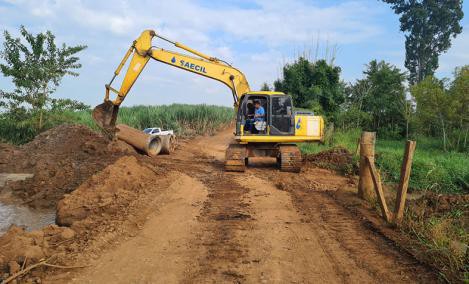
[
  {"xmin": 236, "ymin": 92, "xmax": 297, "ymax": 137},
  {"xmin": 237, "ymin": 93, "xmax": 291, "ymax": 135},
  {"xmin": 225, "ymin": 91, "xmax": 324, "ymax": 172}
]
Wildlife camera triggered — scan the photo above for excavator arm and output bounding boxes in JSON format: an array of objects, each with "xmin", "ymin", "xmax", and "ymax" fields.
[{"xmin": 93, "ymin": 30, "xmax": 251, "ymax": 129}]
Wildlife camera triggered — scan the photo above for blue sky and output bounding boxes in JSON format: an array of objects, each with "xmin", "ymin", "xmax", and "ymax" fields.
[{"xmin": 0, "ymin": 0, "xmax": 467, "ymax": 107}]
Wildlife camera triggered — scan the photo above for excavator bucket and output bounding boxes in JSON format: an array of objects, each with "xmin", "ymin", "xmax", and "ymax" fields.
[{"xmin": 92, "ymin": 101, "xmax": 119, "ymax": 130}]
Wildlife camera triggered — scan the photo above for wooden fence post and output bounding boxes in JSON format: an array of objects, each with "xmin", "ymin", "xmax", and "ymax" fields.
[
  {"xmin": 358, "ymin": 132, "xmax": 376, "ymax": 201},
  {"xmin": 394, "ymin": 141, "xmax": 417, "ymax": 224},
  {"xmin": 365, "ymin": 157, "xmax": 392, "ymax": 222}
]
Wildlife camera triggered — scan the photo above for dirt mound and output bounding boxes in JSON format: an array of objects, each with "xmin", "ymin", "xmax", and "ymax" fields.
[
  {"xmin": 56, "ymin": 156, "xmax": 159, "ymax": 226},
  {"xmin": 304, "ymin": 147, "xmax": 356, "ymax": 174},
  {"xmin": 0, "ymin": 124, "xmax": 136, "ymax": 208},
  {"xmin": 22, "ymin": 124, "xmax": 107, "ymax": 157},
  {"xmin": 0, "ymin": 143, "xmax": 22, "ymax": 172},
  {"xmin": 408, "ymin": 192, "xmax": 469, "ymax": 216},
  {"xmin": 0, "ymin": 155, "xmax": 166, "ymax": 282},
  {"xmin": 0, "ymin": 224, "xmax": 76, "ymax": 277}
]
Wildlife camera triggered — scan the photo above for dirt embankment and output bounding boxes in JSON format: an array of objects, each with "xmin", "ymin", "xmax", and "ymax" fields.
[
  {"xmin": 56, "ymin": 155, "xmax": 162, "ymax": 227},
  {"xmin": 0, "ymin": 125, "xmax": 171, "ymax": 282},
  {"xmin": 0, "ymin": 124, "xmax": 136, "ymax": 208},
  {"xmin": 0, "ymin": 154, "xmax": 169, "ymax": 282},
  {"xmin": 304, "ymin": 147, "xmax": 357, "ymax": 175}
]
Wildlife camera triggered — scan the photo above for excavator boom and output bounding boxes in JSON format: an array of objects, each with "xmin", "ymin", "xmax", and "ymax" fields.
[{"xmin": 93, "ymin": 30, "xmax": 250, "ymax": 130}]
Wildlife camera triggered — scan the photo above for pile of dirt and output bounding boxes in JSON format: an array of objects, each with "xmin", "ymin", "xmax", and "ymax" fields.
[
  {"xmin": 0, "ymin": 143, "xmax": 23, "ymax": 172},
  {"xmin": 303, "ymin": 147, "xmax": 356, "ymax": 174},
  {"xmin": 408, "ymin": 192, "xmax": 469, "ymax": 215},
  {"xmin": 0, "ymin": 155, "xmax": 167, "ymax": 282},
  {"xmin": 0, "ymin": 224, "xmax": 76, "ymax": 280},
  {"xmin": 0, "ymin": 124, "xmax": 136, "ymax": 208},
  {"xmin": 56, "ymin": 155, "xmax": 159, "ymax": 227}
]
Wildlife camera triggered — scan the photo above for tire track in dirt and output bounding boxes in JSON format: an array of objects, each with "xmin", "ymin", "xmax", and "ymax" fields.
[
  {"xmin": 235, "ymin": 174, "xmax": 377, "ymax": 283},
  {"xmin": 145, "ymin": 134, "xmax": 255, "ymax": 283},
  {"xmin": 183, "ymin": 170, "xmax": 252, "ymax": 283},
  {"xmin": 256, "ymin": 168, "xmax": 437, "ymax": 283},
  {"xmin": 288, "ymin": 188, "xmax": 437, "ymax": 283}
]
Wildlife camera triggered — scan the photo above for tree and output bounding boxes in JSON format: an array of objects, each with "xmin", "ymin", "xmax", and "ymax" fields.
[
  {"xmin": 411, "ymin": 76, "xmax": 451, "ymax": 149},
  {"xmin": 343, "ymin": 79, "xmax": 372, "ymax": 128},
  {"xmin": 447, "ymin": 65, "xmax": 469, "ymax": 150},
  {"xmin": 273, "ymin": 57, "xmax": 345, "ymax": 118},
  {"xmin": 0, "ymin": 26, "xmax": 87, "ymax": 129},
  {"xmin": 346, "ymin": 60, "xmax": 408, "ymax": 136},
  {"xmin": 260, "ymin": 82, "xmax": 271, "ymax": 91},
  {"xmin": 382, "ymin": 0, "xmax": 464, "ymax": 85},
  {"xmin": 412, "ymin": 66, "xmax": 468, "ymax": 152}
]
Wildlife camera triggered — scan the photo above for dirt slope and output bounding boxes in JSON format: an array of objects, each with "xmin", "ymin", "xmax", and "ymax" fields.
[
  {"xmin": 0, "ymin": 125, "xmax": 135, "ymax": 208},
  {"xmin": 61, "ymin": 128, "xmax": 436, "ymax": 283}
]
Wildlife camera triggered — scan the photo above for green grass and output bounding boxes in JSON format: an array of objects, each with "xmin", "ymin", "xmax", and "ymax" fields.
[
  {"xmin": 71, "ymin": 104, "xmax": 235, "ymax": 137},
  {"xmin": 301, "ymin": 128, "xmax": 469, "ymax": 194}
]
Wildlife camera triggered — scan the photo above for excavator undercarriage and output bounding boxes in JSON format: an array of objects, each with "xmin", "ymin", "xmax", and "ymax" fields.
[{"xmin": 225, "ymin": 143, "xmax": 302, "ymax": 173}]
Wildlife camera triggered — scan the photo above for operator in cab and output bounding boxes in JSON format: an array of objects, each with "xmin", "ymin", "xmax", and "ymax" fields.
[
  {"xmin": 254, "ymin": 100, "xmax": 265, "ymax": 122},
  {"xmin": 245, "ymin": 100, "xmax": 265, "ymax": 134}
]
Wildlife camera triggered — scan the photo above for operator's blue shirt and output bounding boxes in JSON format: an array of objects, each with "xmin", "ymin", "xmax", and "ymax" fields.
[{"xmin": 254, "ymin": 106, "xmax": 265, "ymax": 121}]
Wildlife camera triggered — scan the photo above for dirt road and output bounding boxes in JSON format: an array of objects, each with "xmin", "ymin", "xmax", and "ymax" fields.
[{"xmin": 62, "ymin": 128, "xmax": 434, "ymax": 283}]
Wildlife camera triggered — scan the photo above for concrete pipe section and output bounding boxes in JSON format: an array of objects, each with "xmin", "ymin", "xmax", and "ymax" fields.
[
  {"xmin": 116, "ymin": 124, "xmax": 162, "ymax": 156},
  {"xmin": 159, "ymin": 135, "xmax": 177, "ymax": 155}
]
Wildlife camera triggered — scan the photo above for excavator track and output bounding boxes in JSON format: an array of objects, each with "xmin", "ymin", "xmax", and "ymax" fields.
[
  {"xmin": 225, "ymin": 144, "xmax": 247, "ymax": 172},
  {"xmin": 278, "ymin": 144, "xmax": 302, "ymax": 173}
]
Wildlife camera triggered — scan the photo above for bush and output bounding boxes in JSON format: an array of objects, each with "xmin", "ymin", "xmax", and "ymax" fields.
[{"xmin": 0, "ymin": 111, "xmax": 79, "ymax": 144}]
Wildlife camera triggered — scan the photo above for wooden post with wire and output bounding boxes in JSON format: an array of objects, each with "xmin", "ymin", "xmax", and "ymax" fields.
[
  {"xmin": 358, "ymin": 132, "xmax": 376, "ymax": 201},
  {"xmin": 394, "ymin": 140, "xmax": 417, "ymax": 224}
]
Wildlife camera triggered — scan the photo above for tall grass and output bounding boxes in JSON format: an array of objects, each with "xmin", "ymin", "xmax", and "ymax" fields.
[
  {"xmin": 301, "ymin": 128, "xmax": 469, "ymax": 194},
  {"xmin": 71, "ymin": 104, "xmax": 235, "ymax": 137}
]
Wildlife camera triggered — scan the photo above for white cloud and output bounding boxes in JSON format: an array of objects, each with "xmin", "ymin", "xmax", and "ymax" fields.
[
  {"xmin": 12, "ymin": 0, "xmax": 135, "ymax": 35},
  {"xmin": 12, "ymin": 0, "xmax": 382, "ymax": 45},
  {"xmin": 130, "ymin": 0, "xmax": 383, "ymax": 46},
  {"xmin": 5, "ymin": 0, "xmax": 445, "ymax": 107}
]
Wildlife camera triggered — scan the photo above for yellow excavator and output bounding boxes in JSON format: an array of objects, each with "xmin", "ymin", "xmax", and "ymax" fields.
[{"xmin": 93, "ymin": 30, "xmax": 324, "ymax": 172}]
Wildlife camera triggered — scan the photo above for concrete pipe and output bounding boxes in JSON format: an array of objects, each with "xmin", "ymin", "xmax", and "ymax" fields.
[
  {"xmin": 116, "ymin": 124, "xmax": 162, "ymax": 156},
  {"xmin": 159, "ymin": 135, "xmax": 176, "ymax": 155}
]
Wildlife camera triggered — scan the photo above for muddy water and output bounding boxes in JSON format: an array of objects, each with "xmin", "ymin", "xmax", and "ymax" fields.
[
  {"xmin": 0, "ymin": 202, "xmax": 55, "ymax": 234},
  {"xmin": 0, "ymin": 173, "xmax": 56, "ymax": 234}
]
